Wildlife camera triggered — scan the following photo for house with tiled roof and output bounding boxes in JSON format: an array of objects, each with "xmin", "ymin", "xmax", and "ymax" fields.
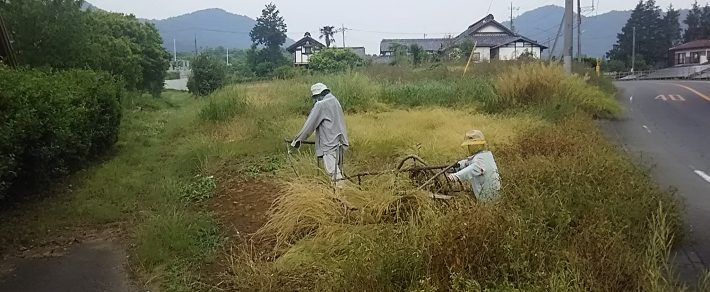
[
  {"xmin": 380, "ymin": 14, "xmax": 547, "ymax": 62},
  {"xmin": 670, "ymin": 39, "xmax": 710, "ymax": 66}
]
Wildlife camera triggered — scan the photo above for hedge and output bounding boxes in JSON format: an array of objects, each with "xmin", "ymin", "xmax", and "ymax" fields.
[{"xmin": 0, "ymin": 66, "xmax": 122, "ymax": 199}]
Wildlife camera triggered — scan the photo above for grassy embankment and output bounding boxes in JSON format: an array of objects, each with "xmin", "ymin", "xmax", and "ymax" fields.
[{"xmin": 1, "ymin": 62, "xmax": 701, "ymax": 291}]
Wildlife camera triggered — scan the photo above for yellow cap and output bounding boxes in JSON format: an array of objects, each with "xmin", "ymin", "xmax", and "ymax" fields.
[{"xmin": 460, "ymin": 130, "xmax": 486, "ymax": 147}]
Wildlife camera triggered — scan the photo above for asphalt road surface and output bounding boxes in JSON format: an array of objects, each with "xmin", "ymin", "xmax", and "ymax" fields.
[
  {"xmin": 608, "ymin": 80, "xmax": 710, "ymax": 282},
  {"xmin": 0, "ymin": 240, "xmax": 138, "ymax": 292}
]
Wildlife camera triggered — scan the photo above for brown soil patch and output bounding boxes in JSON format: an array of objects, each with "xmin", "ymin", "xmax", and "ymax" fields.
[{"xmin": 211, "ymin": 176, "xmax": 283, "ymax": 239}]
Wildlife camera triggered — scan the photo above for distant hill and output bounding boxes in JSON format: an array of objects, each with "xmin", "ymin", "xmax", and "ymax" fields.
[
  {"xmin": 149, "ymin": 8, "xmax": 294, "ymax": 53},
  {"xmin": 503, "ymin": 5, "xmax": 689, "ymax": 58}
]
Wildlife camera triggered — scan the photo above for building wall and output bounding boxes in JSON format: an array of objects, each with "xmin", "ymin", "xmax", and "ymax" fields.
[
  {"xmin": 474, "ymin": 47, "xmax": 491, "ymax": 62},
  {"xmin": 672, "ymin": 48, "xmax": 709, "ymax": 66},
  {"xmin": 497, "ymin": 44, "xmax": 541, "ymax": 60},
  {"xmin": 478, "ymin": 24, "xmax": 506, "ymax": 33}
]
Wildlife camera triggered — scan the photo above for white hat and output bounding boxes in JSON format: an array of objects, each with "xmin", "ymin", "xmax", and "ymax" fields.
[{"xmin": 310, "ymin": 83, "xmax": 329, "ymax": 96}]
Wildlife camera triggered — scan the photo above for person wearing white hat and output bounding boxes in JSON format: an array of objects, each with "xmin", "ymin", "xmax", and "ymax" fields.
[
  {"xmin": 447, "ymin": 130, "xmax": 501, "ymax": 201},
  {"xmin": 291, "ymin": 83, "xmax": 350, "ymax": 187}
]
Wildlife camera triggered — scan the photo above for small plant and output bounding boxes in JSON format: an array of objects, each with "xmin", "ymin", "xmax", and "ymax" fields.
[{"xmin": 179, "ymin": 175, "xmax": 217, "ymax": 203}]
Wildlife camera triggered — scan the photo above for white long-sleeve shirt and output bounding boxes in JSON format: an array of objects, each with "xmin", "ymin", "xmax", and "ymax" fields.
[
  {"xmin": 453, "ymin": 151, "xmax": 501, "ymax": 201},
  {"xmin": 292, "ymin": 94, "xmax": 349, "ymax": 157}
]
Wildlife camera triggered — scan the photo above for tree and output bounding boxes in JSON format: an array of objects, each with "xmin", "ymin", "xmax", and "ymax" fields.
[
  {"xmin": 86, "ymin": 12, "xmax": 170, "ymax": 96},
  {"xmin": 0, "ymin": 0, "xmax": 89, "ymax": 68},
  {"xmin": 319, "ymin": 26, "xmax": 336, "ymax": 48},
  {"xmin": 607, "ymin": 0, "xmax": 667, "ymax": 69},
  {"xmin": 409, "ymin": 44, "xmax": 424, "ymax": 66},
  {"xmin": 188, "ymin": 54, "xmax": 227, "ymax": 96},
  {"xmin": 663, "ymin": 5, "xmax": 682, "ymax": 48},
  {"xmin": 0, "ymin": 1, "xmax": 169, "ymax": 96},
  {"xmin": 684, "ymin": 1, "xmax": 703, "ymax": 42},
  {"xmin": 248, "ymin": 3, "xmax": 289, "ymax": 77},
  {"xmin": 309, "ymin": 49, "xmax": 365, "ymax": 73}
]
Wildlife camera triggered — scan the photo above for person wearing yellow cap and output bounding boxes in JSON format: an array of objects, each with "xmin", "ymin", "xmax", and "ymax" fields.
[
  {"xmin": 447, "ymin": 130, "xmax": 501, "ymax": 201},
  {"xmin": 291, "ymin": 83, "xmax": 350, "ymax": 187}
]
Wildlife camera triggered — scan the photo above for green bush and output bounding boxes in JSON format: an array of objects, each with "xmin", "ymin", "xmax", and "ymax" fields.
[
  {"xmin": 272, "ymin": 65, "xmax": 298, "ymax": 80},
  {"xmin": 309, "ymin": 49, "xmax": 365, "ymax": 73},
  {"xmin": 188, "ymin": 54, "xmax": 227, "ymax": 96},
  {"xmin": 0, "ymin": 66, "xmax": 122, "ymax": 199}
]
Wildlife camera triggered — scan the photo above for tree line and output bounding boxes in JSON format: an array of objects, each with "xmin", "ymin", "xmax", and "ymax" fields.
[
  {"xmin": 607, "ymin": 0, "xmax": 710, "ymax": 70},
  {"xmin": 188, "ymin": 3, "xmax": 365, "ymax": 96},
  {"xmin": 0, "ymin": 0, "xmax": 170, "ymax": 96}
]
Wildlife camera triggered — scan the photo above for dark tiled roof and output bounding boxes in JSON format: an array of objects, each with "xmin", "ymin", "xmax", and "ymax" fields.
[
  {"xmin": 669, "ymin": 39, "xmax": 710, "ymax": 51},
  {"xmin": 380, "ymin": 14, "xmax": 547, "ymax": 53},
  {"xmin": 446, "ymin": 35, "xmax": 548, "ymax": 50},
  {"xmin": 380, "ymin": 38, "xmax": 451, "ymax": 52},
  {"xmin": 454, "ymin": 14, "xmax": 516, "ymax": 40},
  {"xmin": 286, "ymin": 34, "xmax": 325, "ymax": 52}
]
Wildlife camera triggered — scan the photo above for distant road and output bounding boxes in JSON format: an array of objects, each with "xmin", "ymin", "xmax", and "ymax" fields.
[{"xmin": 607, "ymin": 81, "xmax": 710, "ymax": 281}]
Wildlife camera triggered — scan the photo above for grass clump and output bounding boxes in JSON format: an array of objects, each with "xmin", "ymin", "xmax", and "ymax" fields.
[
  {"xmin": 136, "ymin": 210, "xmax": 221, "ymax": 269},
  {"xmin": 198, "ymin": 86, "xmax": 247, "ymax": 122},
  {"xmin": 380, "ymin": 77, "xmax": 495, "ymax": 107},
  {"xmin": 487, "ymin": 62, "xmax": 621, "ymax": 119}
]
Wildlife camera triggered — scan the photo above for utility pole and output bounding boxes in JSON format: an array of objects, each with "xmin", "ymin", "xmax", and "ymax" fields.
[
  {"xmin": 549, "ymin": 14, "xmax": 565, "ymax": 60},
  {"xmin": 631, "ymin": 26, "xmax": 636, "ymax": 73},
  {"xmin": 577, "ymin": 0, "xmax": 582, "ymax": 61},
  {"xmin": 173, "ymin": 39, "xmax": 177, "ymax": 62},
  {"xmin": 564, "ymin": 0, "xmax": 574, "ymax": 73},
  {"xmin": 509, "ymin": 2, "xmax": 519, "ymax": 33},
  {"xmin": 226, "ymin": 47, "xmax": 230, "ymax": 65},
  {"xmin": 510, "ymin": 2, "xmax": 515, "ymax": 33},
  {"xmin": 341, "ymin": 24, "xmax": 347, "ymax": 47},
  {"xmin": 194, "ymin": 35, "xmax": 198, "ymax": 56}
]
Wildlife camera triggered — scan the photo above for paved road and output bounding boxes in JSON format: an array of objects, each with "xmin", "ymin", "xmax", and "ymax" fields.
[
  {"xmin": 0, "ymin": 240, "xmax": 138, "ymax": 292},
  {"xmin": 607, "ymin": 80, "xmax": 710, "ymax": 281},
  {"xmin": 164, "ymin": 78, "xmax": 188, "ymax": 91}
]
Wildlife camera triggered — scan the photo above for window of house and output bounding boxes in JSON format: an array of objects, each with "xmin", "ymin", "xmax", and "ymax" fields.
[
  {"xmin": 473, "ymin": 52, "xmax": 481, "ymax": 62},
  {"xmin": 304, "ymin": 46, "xmax": 312, "ymax": 54},
  {"xmin": 677, "ymin": 53, "xmax": 685, "ymax": 65},
  {"xmin": 690, "ymin": 52, "xmax": 701, "ymax": 63}
]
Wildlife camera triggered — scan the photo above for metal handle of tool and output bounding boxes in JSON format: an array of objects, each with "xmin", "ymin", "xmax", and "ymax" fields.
[{"xmin": 283, "ymin": 139, "xmax": 316, "ymax": 145}]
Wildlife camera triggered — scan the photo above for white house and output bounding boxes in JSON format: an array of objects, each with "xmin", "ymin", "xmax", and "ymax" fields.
[
  {"xmin": 670, "ymin": 39, "xmax": 710, "ymax": 66},
  {"xmin": 380, "ymin": 14, "xmax": 547, "ymax": 61},
  {"xmin": 286, "ymin": 32, "xmax": 325, "ymax": 66}
]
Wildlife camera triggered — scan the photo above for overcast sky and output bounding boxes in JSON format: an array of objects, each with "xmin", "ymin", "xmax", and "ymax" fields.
[{"xmin": 90, "ymin": 0, "xmax": 702, "ymax": 53}]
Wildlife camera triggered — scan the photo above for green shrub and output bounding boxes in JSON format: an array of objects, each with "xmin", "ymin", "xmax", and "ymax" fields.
[
  {"xmin": 0, "ymin": 66, "xmax": 122, "ymax": 199},
  {"xmin": 309, "ymin": 48, "xmax": 365, "ymax": 73},
  {"xmin": 188, "ymin": 54, "xmax": 227, "ymax": 96},
  {"xmin": 272, "ymin": 65, "xmax": 298, "ymax": 80}
]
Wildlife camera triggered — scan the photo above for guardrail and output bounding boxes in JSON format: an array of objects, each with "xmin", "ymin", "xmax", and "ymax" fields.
[{"xmin": 607, "ymin": 64, "xmax": 710, "ymax": 81}]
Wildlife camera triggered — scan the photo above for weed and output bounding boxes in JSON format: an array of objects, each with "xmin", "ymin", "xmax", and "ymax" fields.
[
  {"xmin": 179, "ymin": 175, "xmax": 216, "ymax": 203},
  {"xmin": 199, "ymin": 87, "xmax": 247, "ymax": 122}
]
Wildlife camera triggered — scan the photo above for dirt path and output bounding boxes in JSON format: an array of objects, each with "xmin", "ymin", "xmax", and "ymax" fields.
[{"xmin": 0, "ymin": 239, "xmax": 139, "ymax": 292}]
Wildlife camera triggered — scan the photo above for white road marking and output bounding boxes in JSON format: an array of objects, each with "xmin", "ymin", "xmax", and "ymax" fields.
[
  {"xmin": 694, "ymin": 170, "xmax": 710, "ymax": 184},
  {"xmin": 630, "ymin": 96, "xmax": 633, "ymax": 103},
  {"xmin": 642, "ymin": 125, "xmax": 652, "ymax": 133}
]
